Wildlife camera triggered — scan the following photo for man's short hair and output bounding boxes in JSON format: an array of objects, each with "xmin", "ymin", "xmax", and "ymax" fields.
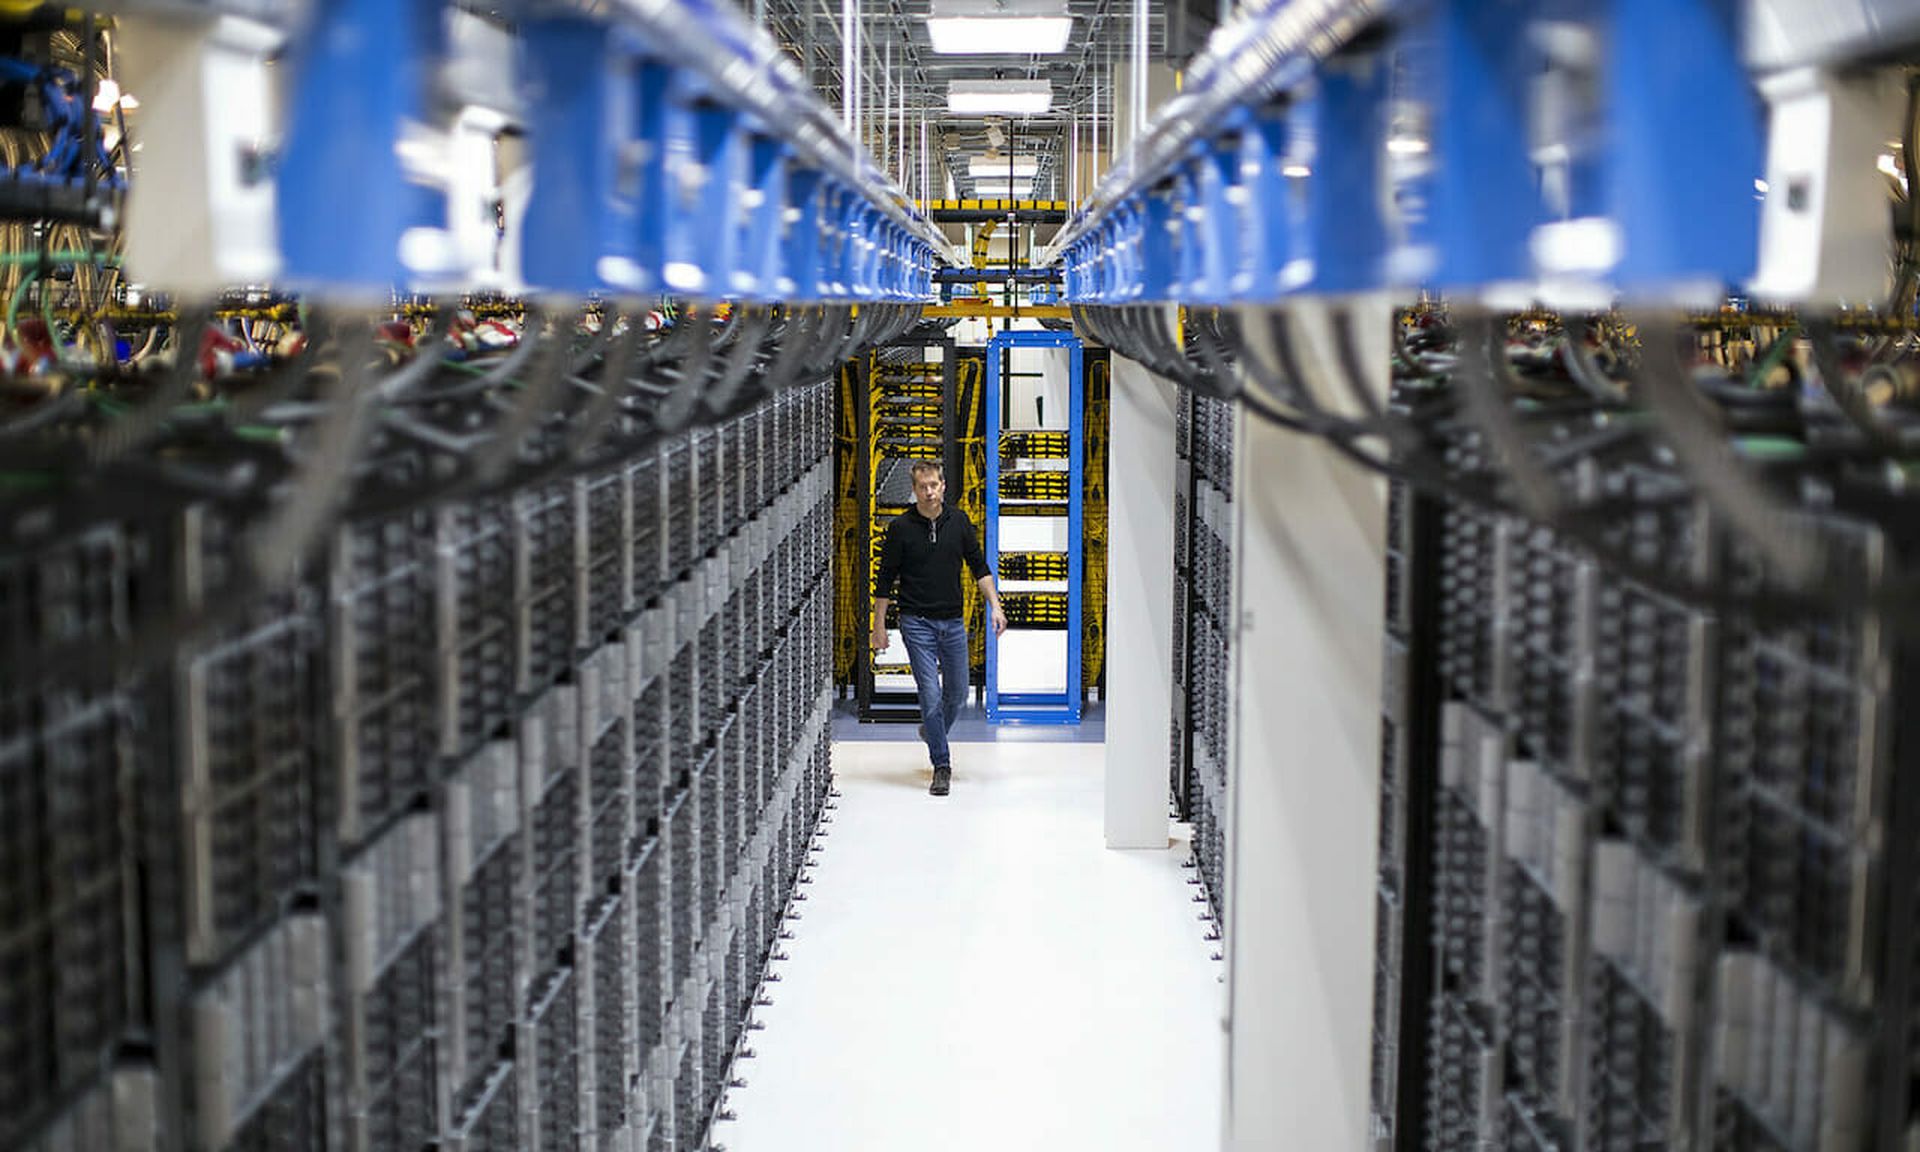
[{"xmin": 910, "ymin": 461, "xmax": 944, "ymax": 479}]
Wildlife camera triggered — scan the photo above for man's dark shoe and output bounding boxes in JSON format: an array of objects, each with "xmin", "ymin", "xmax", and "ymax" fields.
[{"xmin": 930, "ymin": 766, "xmax": 951, "ymax": 796}]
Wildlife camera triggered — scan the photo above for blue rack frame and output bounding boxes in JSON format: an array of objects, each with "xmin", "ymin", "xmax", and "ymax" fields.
[{"xmin": 984, "ymin": 330, "xmax": 1084, "ymax": 724}]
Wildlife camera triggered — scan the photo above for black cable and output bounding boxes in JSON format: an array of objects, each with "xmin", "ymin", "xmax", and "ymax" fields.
[
  {"xmin": 1804, "ymin": 319, "xmax": 1904, "ymax": 453},
  {"xmin": 1261, "ymin": 308, "xmax": 1376, "ymax": 439},
  {"xmin": 761, "ymin": 306, "xmax": 818, "ymax": 392},
  {"xmin": 1329, "ymin": 305, "xmax": 1387, "ymax": 423},
  {"xmin": 385, "ymin": 321, "xmax": 546, "ymax": 407},
  {"xmin": 0, "ymin": 387, "xmax": 85, "ymax": 440},
  {"xmin": 1101, "ymin": 301, "xmax": 1892, "ymax": 629},
  {"xmin": 702, "ymin": 305, "xmax": 775, "ymax": 416},
  {"xmin": 1630, "ymin": 312, "xmax": 1823, "ymax": 589},
  {"xmin": 470, "ymin": 304, "xmax": 580, "ymax": 486},
  {"xmin": 566, "ymin": 313, "xmax": 647, "ymax": 461},
  {"xmin": 1454, "ymin": 310, "xmax": 1565, "ymax": 522},
  {"xmin": 89, "ymin": 307, "xmax": 209, "ymax": 466},
  {"xmin": 652, "ymin": 304, "xmax": 720, "ymax": 433},
  {"xmin": 1231, "ymin": 375, "xmax": 1920, "ymax": 633},
  {"xmin": 246, "ymin": 318, "xmax": 387, "ymax": 588},
  {"xmin": 1182, "ymin": 309, "xmax": 1246, "ymax": 405},
  {"xmin": 1561, "ymin": 314, "xmax": 1626, "ymax": 404},
  {"xmin": 372, "ymin": 304, "xmax": 461, "ymax": 403},
  {"xmin": 6, "ymin": 301, "xmax": 912, "ymax": 687}
]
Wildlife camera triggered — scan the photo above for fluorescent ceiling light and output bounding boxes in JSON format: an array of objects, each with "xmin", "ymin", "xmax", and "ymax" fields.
[
  {"xmin": 968, "ymin": 156, "xmax": 1040, "ymax": 178},
  {"xmin": 928, "ymin": 16, "xmax": 1072, "ymax": 54},
  {"xmin": 948, "ymin": 79, "xmax": 1052, "ymax": 115},
  {"xmin": 973, "ymin": 179, "xmax": 1036, "ymax": 198},
  {"xmin": 928, "ymin": 0, "xmax": 1071, "ymax": 54}
]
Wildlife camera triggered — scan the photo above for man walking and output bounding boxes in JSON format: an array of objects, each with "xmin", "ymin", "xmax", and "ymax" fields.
[{"xmin": 871, "ymin": 461, "xmax": 1006, "ymax": 796}]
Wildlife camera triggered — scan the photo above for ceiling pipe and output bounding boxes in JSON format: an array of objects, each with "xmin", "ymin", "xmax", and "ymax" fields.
[
  {"xmin": 840, "ymin": 0, "xmax": 854, "ymax": 130},
  {"xmin": 1121, "ymin": 0, "xmax": 1136, "ymax": 140},
  {"xmin": 1070, "ymin": 106, "xmax": 1079, "ymax": 204}
]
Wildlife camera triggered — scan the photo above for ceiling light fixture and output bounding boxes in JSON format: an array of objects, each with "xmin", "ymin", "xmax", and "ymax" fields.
[
  {"xmin": 948, "ymin": 79, "xmax": 1053, "ymax": 116},
  {"xmin": 928, "ymin": 16, "xmax": 1072, "ymax": 53},
  {"xmin": 973, "ymin": 179, "xmax": 1036, "ymax": 198},
  {"xmin": 969, "ymin": 156, "xmax": 1040, "ymax": 178},
  {"xmin": 928, "ymin": 0, "xmax": 1071, "ymax": 54}
]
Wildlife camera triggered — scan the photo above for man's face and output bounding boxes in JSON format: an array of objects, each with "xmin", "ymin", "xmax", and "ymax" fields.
[{"xmin": 914, "ymin": 470, "xmax": 945, "ymax": 506}]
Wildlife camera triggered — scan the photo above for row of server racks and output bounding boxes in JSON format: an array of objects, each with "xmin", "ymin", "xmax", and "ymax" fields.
[
  {"xmin": 1169, "ymin": 390, "xmax": 1238, "ymax": 929},
  {"xmin": 1367, "ymin": 371, "xmax": 1920, "ymax": 1151},
  {"xmin": 2, "ymin": 383, "xmax": 840, "ymax": 1152}
]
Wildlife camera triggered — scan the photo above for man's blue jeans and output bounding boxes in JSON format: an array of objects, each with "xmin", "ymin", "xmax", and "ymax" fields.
[{"xmin": 898, "ymin": 614, "xmax": 969, "ymax": 768}]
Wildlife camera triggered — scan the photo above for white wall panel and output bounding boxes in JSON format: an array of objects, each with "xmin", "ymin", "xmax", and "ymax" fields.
[
  {"xmin": 1222, "ymin": 375, "xmax": 1387, "ymax": 1152},
  {"xmin": 1104, "ymin": 357, "xmax": 1180, "ymax": 850}
]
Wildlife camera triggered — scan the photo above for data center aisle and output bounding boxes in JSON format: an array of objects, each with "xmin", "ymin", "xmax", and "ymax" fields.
[{"xmin": 715, "ymin": 734, "xmax": 1224, "ymax": 1152}]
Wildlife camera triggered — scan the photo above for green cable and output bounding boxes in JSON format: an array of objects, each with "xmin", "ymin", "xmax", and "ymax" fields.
[
  {"xmin": 1746, "ymin": 322, "xmax": 1800, "ymax": 389},
  {"xmin": 1733, "ymin": 436, "xmax": 1809, "ymax": 460},
  {"xmin": 7, "ymin": 271, "xmax": 37, "ymax": 339},
  {"xmin": 1, "ymin": 252, "xmax": 125, "ymax": 363},
  {"xmin": 0, "ymin": 470, "xmax": 56, "ymax": 490},
  {"xmin": 89, "ymin": 388, "xmax": 282, "ymax": 443},
  {"xmin": 40, "ymin": 274, "xmax": 61, "ymax": 366},
  {"xmin": 0, "ymin": 249, "xmax": 121, "ymax": 267}
]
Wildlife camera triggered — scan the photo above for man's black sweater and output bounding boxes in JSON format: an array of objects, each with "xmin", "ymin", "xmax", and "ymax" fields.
[{"xmin": 874, "ymin": 504, "xmax": 992, "ymax": 620}]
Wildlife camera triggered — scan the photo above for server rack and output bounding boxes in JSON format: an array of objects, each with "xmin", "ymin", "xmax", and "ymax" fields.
[
  {"xmin": 1, "ymin": 381, "xmax": 841, "ymax": 1152},
  {"xmin": 1080, "ymin": 352, "xmax": 1112, "ymax": 701},
  {"xmin": 1368, "ymin": 362, "xmax": 1920, "ymax": 1152},
  {"xmin": 1167, "ymin": 388, "xmax": 1238, "ymax": 925},
  {"xmin": 954, "ymin": 350, "xmax": 992, "ymax": 690},
  {"xmin": 843, "ymin": 337, "xmax": 959, "ymax": 723},
  {"xmin": 1370, "ymin": 474, "xmax": 1445, "ymax": 1152},
  {"xmin": 983, "ymin": 330, "xmax": 1084, "ymax": 724}
]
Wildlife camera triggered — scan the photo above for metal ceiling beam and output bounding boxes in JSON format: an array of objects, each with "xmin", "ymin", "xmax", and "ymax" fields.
[{"xmin": 759, "ymin": 0, "xmax": 1178, "ymax": 207}]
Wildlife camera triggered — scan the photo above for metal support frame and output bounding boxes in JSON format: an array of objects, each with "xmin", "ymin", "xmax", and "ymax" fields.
[
  {"xmin": 984, "ymin": 329, "xmax": 1084, "ymax": 724},
  {"xmin": 853, "ymin": 333, "xmax": 960, "ymax": 723},
  {"xmin": 850, "ymin": 352, "xmax": 876, "ymax": 711},
  {"xmin": 1387, "ymin": 482, "xmax": 1444, "ymax": 1152},
  {"xmin": 1170, "ymin": 387, "xmax": 1198, "ymax": 818},
  {"xmin": 1873, "ymin": 521, "xmax": 1920, "ymax": 1151}
]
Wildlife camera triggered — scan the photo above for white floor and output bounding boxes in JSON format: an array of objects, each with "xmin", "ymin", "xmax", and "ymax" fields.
[{"xmin": 716, "ymin": 740, "xmax": 1225, "ymax": 1152}]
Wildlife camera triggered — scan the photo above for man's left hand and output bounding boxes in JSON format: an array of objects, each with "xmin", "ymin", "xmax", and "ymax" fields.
[{"xmin": 991, "ymin": 606, "xmax": 1008, "ymax": 637}]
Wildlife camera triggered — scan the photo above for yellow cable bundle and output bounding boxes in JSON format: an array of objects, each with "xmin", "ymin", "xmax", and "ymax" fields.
[{"xmin": 971, "ymin": 220, "xmax": 998, "ymax": 304}]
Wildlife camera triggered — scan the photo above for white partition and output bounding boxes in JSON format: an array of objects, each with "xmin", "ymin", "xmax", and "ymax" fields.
[
  {"xmin": 1221, "ymin": 315, "xmax": 1388, "ymax": 1152},
  {"xmin": 1103, "ymin": 358, "xmax": 1180, "ymax": 849}
]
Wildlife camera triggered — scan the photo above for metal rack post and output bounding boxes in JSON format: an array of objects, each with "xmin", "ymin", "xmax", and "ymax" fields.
[{"xmin": 984, "ymin": 329, "xmax": 1084, "ymax": 724}]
